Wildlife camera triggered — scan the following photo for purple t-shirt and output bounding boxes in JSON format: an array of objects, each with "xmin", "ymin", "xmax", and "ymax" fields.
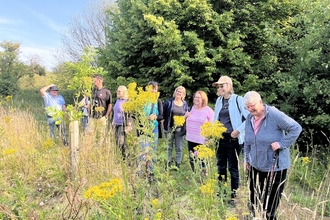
[
  {"xmin": 113, "ymin": 99, "xmax": 127, "ymax": 125},
  {"xmin": 186, "ymin": 106, "xmax": 214, "ymax": 144}
]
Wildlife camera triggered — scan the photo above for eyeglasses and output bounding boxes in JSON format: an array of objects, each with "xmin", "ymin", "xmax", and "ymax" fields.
[
  {"xmin": 245, "ymin": 103, "xmax": 257, "ymax": 110},
  {"xmin": 216, "ymin": 84, "xmax": 227, "ymax": 89}
]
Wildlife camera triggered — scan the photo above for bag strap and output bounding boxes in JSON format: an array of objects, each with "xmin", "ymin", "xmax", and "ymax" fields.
[
  {"xmin": 236, "ymin": 96, "xmax": 246, "ymax": 121},
  {"xmin": 236, "ymin": 96, "xmax": 242, "ymax": 115}
]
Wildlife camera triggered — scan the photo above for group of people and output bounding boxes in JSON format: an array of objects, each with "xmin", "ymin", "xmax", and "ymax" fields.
[
  {"xmin": 40, "ymin": 74, "xmax": 113, "ymax": 143},
  {"xmin": 40, "ymin": 75, "xmax": 302, "ymax": 220}
]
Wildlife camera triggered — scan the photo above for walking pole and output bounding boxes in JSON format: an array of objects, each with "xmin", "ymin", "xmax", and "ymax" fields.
[{"xmin": 265, "ymin": 150, "xmax": 279, "ymax": 216}]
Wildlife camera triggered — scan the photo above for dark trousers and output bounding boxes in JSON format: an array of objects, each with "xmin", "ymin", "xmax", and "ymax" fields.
[
  {"xmin": 114, "ymin": 125, "xmax": 127, "ymax": 160},
  {"xmin": 248, "ymin": 167, "xmax": 287, "ymax": 220},
  {"xmin": 187, "ymin": 141, "xmax": 205, "ymax": 172},
  {"xmin": 216, "ymin": 136, "xmax": 242, "ymax": 193}
]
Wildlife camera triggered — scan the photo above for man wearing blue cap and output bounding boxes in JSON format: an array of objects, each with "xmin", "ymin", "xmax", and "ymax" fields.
[{"xmin": 40, "ymin": 84, "xmax": 66, "ymax": 141}]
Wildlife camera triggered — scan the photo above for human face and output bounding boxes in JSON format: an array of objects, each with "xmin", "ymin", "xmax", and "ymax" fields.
[
  {"xmin": 152, "ymin": 85, "xmax": 158, "ymax": 93},
  {"xmin": 93, "ymin": 77, "xmax": 103, "ymax": 89},
  {"xmin": 116, "ymin": 87, "xmax": 125, "ymax": 98},
  {"xmin": 193, "ymin": 93, "xmax": 203, "ymax": 107},
  {"xmin": 245, "ymin": 100, "xmax": 263, "ymax": 116},
  {"xmin": 175, "ymin": 88, "xmax": 184, "ymax": 99},
  {"xmin": 216, "ymin": 83, "xmax": 230, "ymax": 96},
  {"xmin": 50, "ymin": 90, "xmax": 58, "ymax": 97}
]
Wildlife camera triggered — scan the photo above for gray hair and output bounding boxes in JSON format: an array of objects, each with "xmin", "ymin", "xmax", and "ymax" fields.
[
  {"xmin": 117, "ymin": 85, "xmax": 128, "ymax": 99},
  {"xmin": 243, "ymin": 91, "xmax": 262, "ymax": 105}
]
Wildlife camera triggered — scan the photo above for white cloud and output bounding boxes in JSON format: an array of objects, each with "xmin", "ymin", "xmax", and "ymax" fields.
[
  {"xmin": 20, "ymin": 45, "xmax": 57, "ymax": 71},
  {"xmin": 32, "ymin": 12, "xmax": 65, "ymax": 33}
]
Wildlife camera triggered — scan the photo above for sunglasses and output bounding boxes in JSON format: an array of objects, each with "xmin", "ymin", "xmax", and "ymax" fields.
[{"xmin": 216, "ymin": 84, "xmax": 227, "ymax": 89}]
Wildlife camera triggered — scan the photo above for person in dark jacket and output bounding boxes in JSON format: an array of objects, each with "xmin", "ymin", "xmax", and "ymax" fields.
[{"xmin": 163, "ymin": 86, "xmax": 189, "ymax": 169}]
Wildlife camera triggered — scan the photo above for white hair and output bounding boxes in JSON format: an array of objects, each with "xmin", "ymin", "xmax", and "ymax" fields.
[{"xmin": 243, "ymin": 91, "xmax": 262, "ymax": 105}]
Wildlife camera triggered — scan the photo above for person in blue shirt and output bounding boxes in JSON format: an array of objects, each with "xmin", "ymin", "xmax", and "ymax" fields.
[
  {"xmin": 139, "ymin": 81, "xmax": 163, "ymax": 179},
  {"xmin": 40, "ymin": 84, "xmax": 66, "ymax": 139},
  {"xmin": 212, "ymin": 76, "xmax": 249, "ymax": 205}
]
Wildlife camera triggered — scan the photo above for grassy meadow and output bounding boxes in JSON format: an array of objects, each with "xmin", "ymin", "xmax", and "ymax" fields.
[{"xmin": 0, "ymin": 77, "xmax": 329, "ymax": 219}]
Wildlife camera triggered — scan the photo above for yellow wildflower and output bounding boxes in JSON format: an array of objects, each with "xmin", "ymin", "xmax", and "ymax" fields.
[
  {"xmin": 155, "ymin": 212, "xmax": 162, "ymax": 220},
  {"xmin": 95, "ymin": 106, "xmax": 105, "ymax": 113},
  {"xmin": 5, "ymin": 95, "xmax": 12, "ymax": 102},
  {"xmin": 4, "ymin": 116, "xmax": 11, "ymax": 123},
  {"xmin": 173, "ymin": 115, "xmax": 185, "ymax": 126},
  {"xmin": 200, "ymin": 121, "xmax": 227, "ymax": 140},
  {"xmin": 151, "ymin": 198, "xmax": 159, "ymax": 207},
  {"xmin": 194, "ymin": 145, "xmax": 215, "ymax": 159},
  {"xmin": 226, "ymin": 215, "xmax": 238, "ymax": 220},
  {"xmin": 122, "ymin": 82, "xmax": 158, "ymax": 113},
  {"xmin": 200, "ymin": 179, "xmax": 217, "ymax": 195},
  {"xmin": 3, "ymin": 149, "xmax": 17, "ymax": 155},
  {"xmin": 302, "ymin": 156, "xmax": 311, "ymax": 165},
  {"xmin": 84, "ymin": 178, "xmax": 123, "ymax": 201},
  {"xmin": 42, "ymin": 138, "xmax": 55, "ymax": 150}
]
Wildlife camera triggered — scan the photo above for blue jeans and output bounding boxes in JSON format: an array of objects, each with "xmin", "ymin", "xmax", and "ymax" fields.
[
  {"xmin": 81, "ymin": 116, "xmax": 89, "ymax": 131},
  {"xmin": 165, "ymin": 129, "xmax": 184, "ymax": 164},
  {"xmin": 46, "ymin": 115, "xmax": 56, "ymax": 138},
  {"xmin": 216, "ymin": 136, "xmax": 242, "ymax": 192},
  {"xmin": 140, "ymin": 126, "xmax": 159, "ymax": 172}
]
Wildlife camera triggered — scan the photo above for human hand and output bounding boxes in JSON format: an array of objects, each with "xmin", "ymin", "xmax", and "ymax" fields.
[
  {"xmin": 149, "ymin": 114, "xmax": 157, "ymax": 120},
  {"xmin": 231, "ymin": 130, "xmax": 240, "ymax": 138},
  {"xmin": 271, "ymin": 142, "xmax": 281, "ymax": 151},
  {"xmin": 125, "ymin": 125, "xmax": 132, "ymax": 133},
  {"xmin": 245, "ymin": 162, "xmax": 250, "ymax": 171}
]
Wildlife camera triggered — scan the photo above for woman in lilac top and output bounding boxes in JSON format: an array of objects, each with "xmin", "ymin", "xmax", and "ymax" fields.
[
  {"xmin": 113, "ymin": 85, "xmax": 132, "ymax": 160},
  {"xmin": 186, "ymin": 91, "xmax": 214, "ymax": 172}
]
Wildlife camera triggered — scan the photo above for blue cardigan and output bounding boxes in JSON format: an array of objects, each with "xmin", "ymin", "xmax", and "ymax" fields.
[{"xmin": 244, "ymin": 104, "xmax": 302, "ymax": 172}]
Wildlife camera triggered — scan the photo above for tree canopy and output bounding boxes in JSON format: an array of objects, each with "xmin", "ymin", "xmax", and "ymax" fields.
[
  {"xmin": 0, "ymin": 41, "xmax": 46, "ymax": 96},
  {"xmin": 98, "ymin": 0, "xmax": 330, "ymax": 147}
]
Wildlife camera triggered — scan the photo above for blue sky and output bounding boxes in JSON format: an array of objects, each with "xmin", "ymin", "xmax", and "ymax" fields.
[{"xmin": 0, "ymin": 0, "xmax": 90, "ymax": 70}]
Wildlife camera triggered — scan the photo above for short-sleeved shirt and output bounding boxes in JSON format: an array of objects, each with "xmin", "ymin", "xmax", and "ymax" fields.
[
  {"xmin": 43, "ymin": 92, "xmax": 65, "ymax": 115},
  {"xmin": 113, "ymin": 99, "xmax": 127, "ymax": 125},
  {"xmin": 91, "ymin": 87, "xmax": 112, "ymax": 119},
  {"xmin": 186, "ymin": 106, "xmax": 214, "ymax": 144}
]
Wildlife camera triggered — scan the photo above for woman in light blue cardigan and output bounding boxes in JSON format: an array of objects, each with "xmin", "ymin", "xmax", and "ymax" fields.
[{"xmin": 212, "ymin": 76, "xmax": 249, "ymax": 202}]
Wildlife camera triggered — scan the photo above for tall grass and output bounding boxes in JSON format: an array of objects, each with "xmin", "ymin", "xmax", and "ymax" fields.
[{"xmin": 0, "ymin": 93, "xmax": 329, "ymax": 219}]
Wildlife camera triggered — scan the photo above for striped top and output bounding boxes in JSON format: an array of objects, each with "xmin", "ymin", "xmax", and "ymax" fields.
[{"xmin": 186, "ymin": 106, "xmax": 214, "ymax": 144}]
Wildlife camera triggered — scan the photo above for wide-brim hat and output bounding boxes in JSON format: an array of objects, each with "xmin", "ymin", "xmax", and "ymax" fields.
[{"xmin": 212, "ymin": 76, "xmax": 232, "ymax": 87}]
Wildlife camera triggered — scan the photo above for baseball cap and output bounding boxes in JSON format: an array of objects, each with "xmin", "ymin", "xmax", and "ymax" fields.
[{"xmin": 49, "ymin": 86, "xmax": 59, "ymax": 91}]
